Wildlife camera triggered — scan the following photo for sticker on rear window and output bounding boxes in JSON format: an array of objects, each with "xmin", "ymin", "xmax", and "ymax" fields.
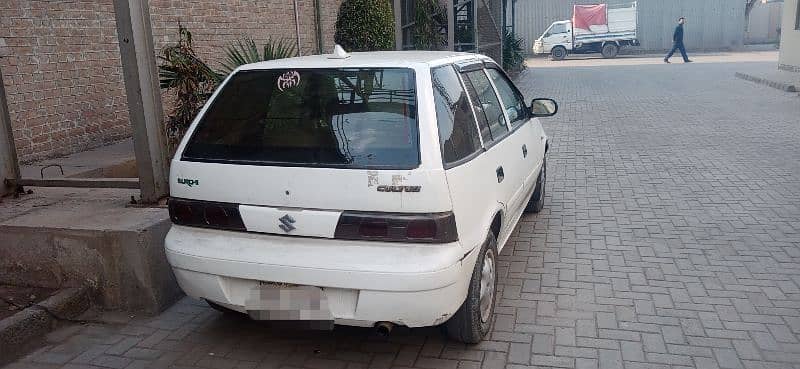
[{"xmin": 277, "ymin": 70, "xmax": 300, "ymax": 91}]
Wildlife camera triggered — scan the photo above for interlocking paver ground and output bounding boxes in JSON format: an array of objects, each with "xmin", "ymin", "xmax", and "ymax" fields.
[{"xmin": 3, "ymin": 51, "xmax": 799, "ymax": 369}]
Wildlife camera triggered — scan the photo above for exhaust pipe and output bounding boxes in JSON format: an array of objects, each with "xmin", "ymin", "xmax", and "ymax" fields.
[{"xmin": 375, "ymin": 321, "xmax": 394, "ymax": 336}]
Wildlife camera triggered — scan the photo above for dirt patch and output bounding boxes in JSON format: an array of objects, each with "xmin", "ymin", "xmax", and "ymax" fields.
[{"xmin": 0, "ymin": 285, "xmax": 58, "ymax": 320}]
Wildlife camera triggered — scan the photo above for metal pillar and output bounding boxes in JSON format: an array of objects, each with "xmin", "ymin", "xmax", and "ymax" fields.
[
  {"xmin": 0, "ymin": 67, "xmax": 21, "ymax": 197},
  {"xmin": 113, "ymin": 0, "xmax": 169, "ymax": 203},
  {"xmin": 448, "ymin": 0, "xmax": 456, "ymax": 51},
  {"xmin": 314, "ymin": 0, "xmax": 324, "ymax": 53},
  {"xmin": 394, "ymin": 0, "xmax": 403, "ymax": 50}
]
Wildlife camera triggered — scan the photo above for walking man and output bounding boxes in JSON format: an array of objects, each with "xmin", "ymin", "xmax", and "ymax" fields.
[{"xmin": 664, "ymin": 17, "xmax": 692, "ymax": 63}]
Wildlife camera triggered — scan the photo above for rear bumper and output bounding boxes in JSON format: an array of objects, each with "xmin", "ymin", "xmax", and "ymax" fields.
[{"xmin": 165, "ymin": 225, "xmax": 477, "ymax": 327}]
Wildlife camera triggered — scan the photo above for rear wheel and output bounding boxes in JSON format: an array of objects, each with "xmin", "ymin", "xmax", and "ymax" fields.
[
  {"xmin": 550, "ymin": 46, "xmax": 567, "ymax": 61},
  {"xmin": 445, "ymin": 233, "xmax": 497, "ymax": 343},
  {"xmin": 601, "ymin": 43, "xmax": 619, "ymax": 58},
  {"xmin": 525, "ymin": 159, "xmax": 546, "ymax": 213}
]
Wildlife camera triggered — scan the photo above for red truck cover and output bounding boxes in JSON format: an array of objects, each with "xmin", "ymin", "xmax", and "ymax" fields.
[{"xmin": 572, "ymin": 4, "xmax": 608, "ymax": 32}]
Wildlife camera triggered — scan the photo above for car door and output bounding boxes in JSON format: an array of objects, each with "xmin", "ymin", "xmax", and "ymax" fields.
[
  {"xmin": 457, "ymin": 64, "xmax": 526, "ymax": 242},
  {"xmin": 543, "ymin": 22, "xmax": 572, "ymax": 50},
  {"xmin": 485, "ymin": 67, "xmax": 544, "ymax": 199},
  {"xmin": 432, "ymin": 64, "xmax": 498, "ymax": 253}
]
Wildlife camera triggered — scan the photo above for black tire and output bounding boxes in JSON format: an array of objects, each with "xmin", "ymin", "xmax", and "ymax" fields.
[
  {"xmin": 550, "ymin": 46, "xmax": 567, "ymax": 61},
  {"xmin": 445, "ymin": 233, "xmax": 498, "ymax": 344},
  {"xmin": 525, "ymin": 159, "xmax": 546, "ymax": 213},
  {"xmin": 601, "ymin": 43, "xmax": 619, "ymax": 59},
  {"xmin": 206, "ymin": 300, "xmax": 242, "ymax": 315}
]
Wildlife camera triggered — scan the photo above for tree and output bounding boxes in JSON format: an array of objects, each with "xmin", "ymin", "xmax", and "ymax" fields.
[
  {"xmin": 412, "ymin": 0, "xmax": 447, "ymax": 50},
  {"xmin": 334, "ymin": 0, "xmax": 396, "ymax": 51}
]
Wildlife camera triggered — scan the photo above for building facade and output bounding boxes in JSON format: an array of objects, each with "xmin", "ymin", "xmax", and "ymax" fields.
[
  {"xmin": 513, "ymin": 0, "xmax": 746, "ymax": 55},
  {"xmin": 0, "ymin": 0, "xmax": 342, "ymax": 163},
  {"xmin": 746, "ymin": 0, "xmax": 783, "ymax": 44},
  {"xmin": 394, "ymin": 0, "xmax": 504, "ymax": 64},
  {"xmin": 779, "ymin": 0, "xmax": 800, "ymax": 72}
]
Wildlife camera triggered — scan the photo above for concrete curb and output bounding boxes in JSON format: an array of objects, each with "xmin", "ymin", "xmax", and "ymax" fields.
[
  {"xmin": 0, "ymin": 286, "xmax": 91, "ymax": 364},
  {"xmin": 735, "ymin": 72, "xmax": 798, "ymax": 93}
]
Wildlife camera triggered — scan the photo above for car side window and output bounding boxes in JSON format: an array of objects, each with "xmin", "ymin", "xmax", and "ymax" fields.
[
  {"xmin": 551, "ymin": 23, "xmax": 567, "ymax": 34},
  {"xmin": 486, "ymin": 68, "xmax": 528, "ymax": 128},
  {"xmin": 432, "ymin": 66, "xmax": 482, "ymax": 165},
  {"xmin": 461, "ymin": 69, "xmax": 508, "ymax": 144}
]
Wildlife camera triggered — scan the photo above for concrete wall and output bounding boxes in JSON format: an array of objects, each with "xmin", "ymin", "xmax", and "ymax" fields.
[
  {"xmin": 779, "ymin": 0, "xmax": 800, "ymax": 71},
  {"xmin": 513, "ymin": 0, "xmax": 745, "ymax": 54},
  {"xmin": 0, "ymin": 202, "xmax": 180, "ymax": 314},
  {"xmin": 746, "ymin": 1, "xmax": 783, "ymax": 44},
  {"xmin": 0, "ymin": 0, "xmax": 342, "ymax": 164}
]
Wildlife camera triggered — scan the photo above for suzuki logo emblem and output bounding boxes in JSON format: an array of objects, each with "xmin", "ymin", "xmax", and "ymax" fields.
[{"xmin": 278, "ymin": 214, "xmax": 296, "ymax": 233}]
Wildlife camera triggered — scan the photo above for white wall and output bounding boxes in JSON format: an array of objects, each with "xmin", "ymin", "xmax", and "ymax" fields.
[
  {"xmin": 746, "ymin": 1, "xmax": 782, "ymax": 43},
  {"xmin": 779, "ymin": 0, "xmax": 800, "ymax": 71}
]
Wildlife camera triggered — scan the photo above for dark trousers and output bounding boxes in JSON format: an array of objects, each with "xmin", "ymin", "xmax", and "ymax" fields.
[{"xmin": 665, "ymin": 42, "xmax": 689, "ymax": 62}]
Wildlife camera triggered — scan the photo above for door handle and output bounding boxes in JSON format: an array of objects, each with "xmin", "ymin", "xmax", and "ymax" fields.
[
  {"xmin": 496, "ymin": 166, "xmax": 504, "ymax": 183},
  {"xmin": 522, "ymin": 144, "xmax": 528, "ymax": 158}
]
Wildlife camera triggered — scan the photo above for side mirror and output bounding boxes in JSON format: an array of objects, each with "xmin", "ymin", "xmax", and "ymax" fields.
[{"xmin": 530, "ymin": 98, "xmax": 558, "ymax": 117}]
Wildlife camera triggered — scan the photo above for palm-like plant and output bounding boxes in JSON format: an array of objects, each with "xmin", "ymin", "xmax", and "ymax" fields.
[
  {"xmin": 158, "ymin": 24, "xmax": 219, "ymax": 148},
  {"xmin": 503, "ymin": 29, "xmax": 526, "ymax": 73},
  {"xmin": 218, "ymin": 37, "xmax": 297, "ymax": 76}
]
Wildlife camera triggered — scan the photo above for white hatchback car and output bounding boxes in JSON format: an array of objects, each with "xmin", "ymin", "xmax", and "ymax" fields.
[{"xmin": 165, "ymin": 49, "xmax": 557, "ymax": 343}]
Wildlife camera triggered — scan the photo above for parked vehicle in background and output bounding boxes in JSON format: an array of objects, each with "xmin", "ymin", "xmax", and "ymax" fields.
[
  {"xmin": 164, "ymin": 47, "xmax": 559, "ymax": 343},
  {"xmin": 533, "ymin": 2, "xmax": 639, "ymax": 60}
]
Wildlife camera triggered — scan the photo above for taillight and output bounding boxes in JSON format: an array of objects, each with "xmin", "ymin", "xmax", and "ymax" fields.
[
  {"xmin": 334, "ymin": 212, "xmax": 458, "ymax": 243},
  {"xmin": 168, "ymin": 198, "xmax": 246, "ymax": 231}
]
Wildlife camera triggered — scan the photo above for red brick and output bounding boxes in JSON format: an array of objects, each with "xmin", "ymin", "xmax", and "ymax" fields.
[{"xmin": 2, "ymin": 0, "xmax": 341, "ymax": 163}]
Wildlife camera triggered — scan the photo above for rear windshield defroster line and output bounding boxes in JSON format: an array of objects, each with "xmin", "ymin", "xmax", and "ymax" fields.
[{"xmin": 181, "ymin": 68, "xmax": 420, "ymax": 169}]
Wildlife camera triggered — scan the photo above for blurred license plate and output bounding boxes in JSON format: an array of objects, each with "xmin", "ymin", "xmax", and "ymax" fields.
[{"xmin": 245, "ymin": 285, "xmax": 332, "ymax": 322}]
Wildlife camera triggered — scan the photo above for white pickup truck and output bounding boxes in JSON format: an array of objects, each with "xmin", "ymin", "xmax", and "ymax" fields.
[{"xmin": 533, "ymin": 2, "xmax": 639, "ymax": 60}]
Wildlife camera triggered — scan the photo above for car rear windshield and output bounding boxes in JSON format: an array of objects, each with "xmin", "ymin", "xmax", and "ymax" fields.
[{"xmin": 182, "ymin": 68, "xmax": 419, "ymax": 169}]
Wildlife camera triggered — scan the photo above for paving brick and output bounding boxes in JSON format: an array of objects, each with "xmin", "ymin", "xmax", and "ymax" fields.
[
  {"xmin": 555, "ymin": 346, "xmax": 597, "ymax": 359},
  {"xmin": 642, "ymin": 333, "xmax": 666, "ymax": 354},
  {"xmin": 646, "ymin": 352, "xmax": 693, "ymax": 366},
  {"xmin": 695, "ymin": 357, "xmax": 722, "ymax": 369},
  {"xmin": 597, "ymin": 349, "xmax": 622, "ymax": 369},
  {"xmin": 508, "ymin": 342, "xmax": 531, "ymax": 364},
  {"xmin": 714, "ymin": 348, "xmax": 744, "ymax": 369},
  {"xmin": 556, "ymin": 327, "xmax": 576, "ymax": 347},
  {"xmin": 413, "ymin": 357, "xmax": 458, "ymax": 369},
  {"xmin": 575, "ymin": 358, "xmax": 598, "ymax": 369},
  {"xmin": 532, "ymin": 334, "xmax": 554, "ymax": 355},
  {"xmin": 530, "ymin": 354, "xmax": 574, "ymax": 368},
  {"xmin": 620, "ymin": 341, "xmax": 644, "ymax": 362},
  {"xmin": 104, "ymin": 338, "xmax": 141, "ymax": 356},
  {"xmin": 91, "ymin": 355, "xmax": 132, "ymax": 369}
]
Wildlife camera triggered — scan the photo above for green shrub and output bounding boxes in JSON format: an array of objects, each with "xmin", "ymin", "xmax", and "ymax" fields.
[{"xmin": 334, "ymin": 0, "xmax": 395, "ymax": 51}]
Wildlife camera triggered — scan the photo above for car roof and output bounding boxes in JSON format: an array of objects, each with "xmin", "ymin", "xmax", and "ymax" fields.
[{"xmin": 237, "ymin": 50, "xmax": 494, "ymax": 71}]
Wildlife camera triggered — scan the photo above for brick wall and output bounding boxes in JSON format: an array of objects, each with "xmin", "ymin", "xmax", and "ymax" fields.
[
  {"xmin": 0, "ymin": 0, "xmax": 342, "ymax": 164},
  {"xmin": 0, "ymin": 1, "xmax": 129, "ymax": 163}
]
